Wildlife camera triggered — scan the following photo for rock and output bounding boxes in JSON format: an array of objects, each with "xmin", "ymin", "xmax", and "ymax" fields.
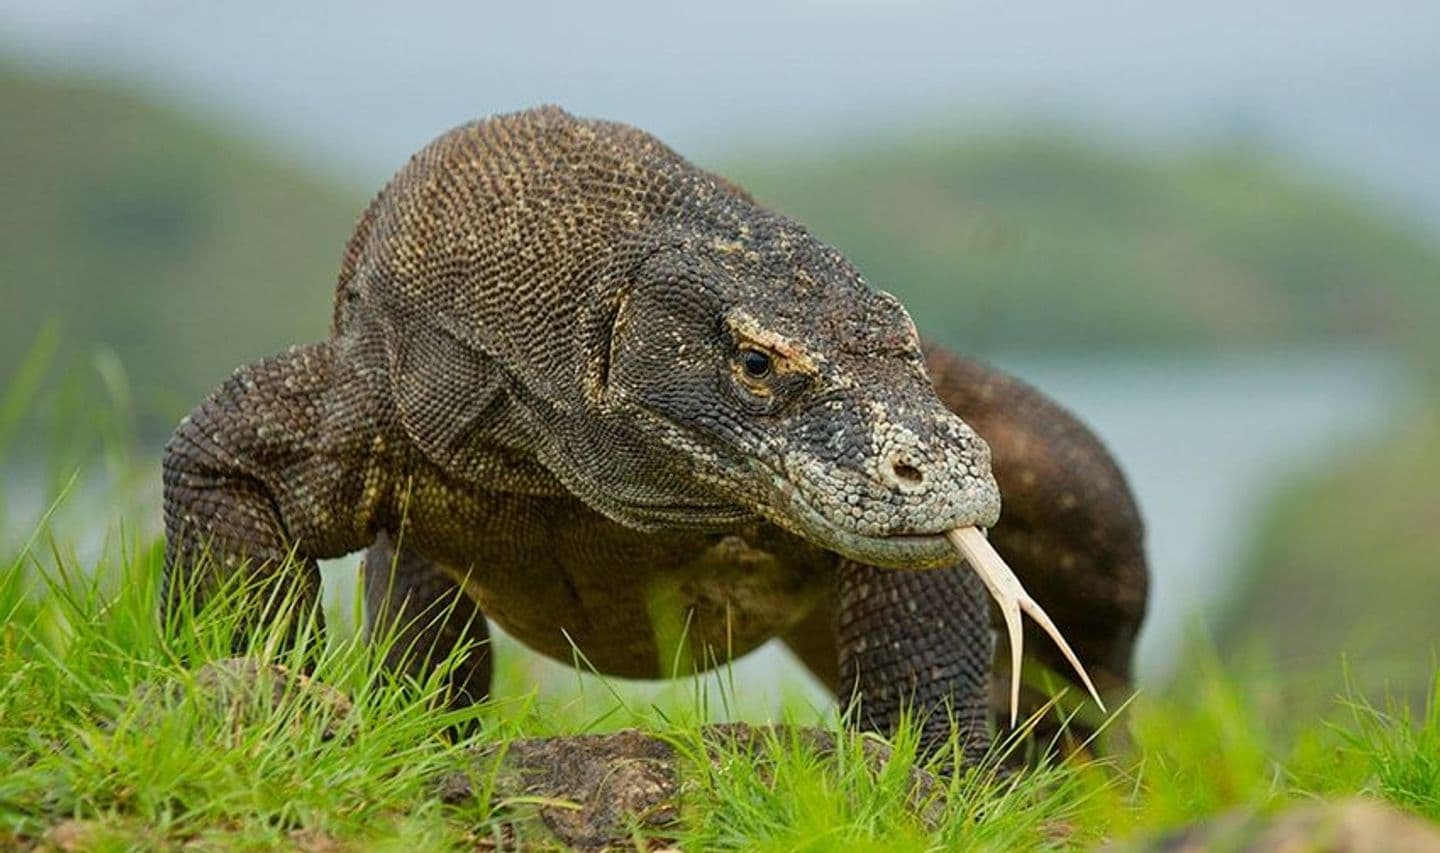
[
  {"xmin": 439, "ymin": 728, "xmax": 681, "ymax": 850},
  {"xmin": 35, "ymin": 819, "xmax": 100, "ymax": 852},
  {"xmin": 285, "ymin": 826, "xmax": 350, "ymax": 852},
  {"xmin": 1112, "ymin": 798, "xmax": 1440, "ymax": 852}
]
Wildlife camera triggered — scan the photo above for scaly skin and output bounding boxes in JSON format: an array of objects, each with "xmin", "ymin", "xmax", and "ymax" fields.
[{"xmin": 162, "ymin": 107, "xmax": 1147, "ymax": 761}]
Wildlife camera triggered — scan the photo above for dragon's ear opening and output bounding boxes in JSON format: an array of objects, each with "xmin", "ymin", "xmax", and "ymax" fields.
[{"xmin": 596, "ymin": 287, "xmax": 632, "ymax": 400}]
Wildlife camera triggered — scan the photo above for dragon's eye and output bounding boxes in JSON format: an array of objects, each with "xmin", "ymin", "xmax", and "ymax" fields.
[{"xmin": 740, "ymin": 348, "xmax": 772, "ymax": 379}]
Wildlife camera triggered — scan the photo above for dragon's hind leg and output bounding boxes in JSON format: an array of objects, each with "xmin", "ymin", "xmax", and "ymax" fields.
[{"xmin": 362, "ymin": 531, "xmax": 493, "ymax": 709}]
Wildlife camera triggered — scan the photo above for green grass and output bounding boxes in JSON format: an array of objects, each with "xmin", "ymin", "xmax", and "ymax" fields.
[{"xmin": 2, "ymin": 518, "xmax": 1438, "ymax": 850}]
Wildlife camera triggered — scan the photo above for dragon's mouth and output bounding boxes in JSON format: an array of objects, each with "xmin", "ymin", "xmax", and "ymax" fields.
[{"xmin": 766, "ymin": 484, "xmax": 960, "ymax": 570}]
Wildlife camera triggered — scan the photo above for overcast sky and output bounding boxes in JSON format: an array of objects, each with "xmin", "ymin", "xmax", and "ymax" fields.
[{"xmin": 4, "ymin": 0, "xmax": 1438, "ymax": 235}]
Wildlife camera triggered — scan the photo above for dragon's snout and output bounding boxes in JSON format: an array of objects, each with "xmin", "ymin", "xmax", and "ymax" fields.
[
  {"xmin": 767, "ymin": 402, "xmax": 999, "ymax": 568},
  {"xmin": 858, "ymin": 408, "xmax": 1001, "ymax": 534}
]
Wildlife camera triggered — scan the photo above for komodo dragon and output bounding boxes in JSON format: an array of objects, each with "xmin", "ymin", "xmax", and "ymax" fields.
[{"xmin": 162, "ymin": 106, "xmax": 1147, "ymax": 760}]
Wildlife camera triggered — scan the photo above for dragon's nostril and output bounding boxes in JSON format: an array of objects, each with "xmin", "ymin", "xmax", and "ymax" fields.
[{"xmin": 891, "ymin": 462, "xmax": 924, "ymax": 486}]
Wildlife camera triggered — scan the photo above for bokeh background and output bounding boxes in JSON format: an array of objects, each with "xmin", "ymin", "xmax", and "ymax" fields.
[{"xmin": 2, "ymin": 1, "xmax": 1437, "ymax": 706}]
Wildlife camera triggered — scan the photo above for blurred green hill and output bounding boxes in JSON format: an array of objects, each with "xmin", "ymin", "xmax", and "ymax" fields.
[
  {"xmin": 736, "ymin": 138, "xmax": 1440, "ymax": 357},
  {"xmin": 0, "ymin": 67, "xmax": 361, "ymax": 437},
  {"xmin": 1222, "ymin": 402, "xmax": 1440, "ymax": 706},
  {"xmin": 4, "ymin": 64, "xmax": 1440, "ymax": 440}
]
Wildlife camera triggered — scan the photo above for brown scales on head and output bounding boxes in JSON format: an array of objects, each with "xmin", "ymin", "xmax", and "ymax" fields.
[{"xmin": 163, "ymin": 106, "xmax": 1147, "ymax": 761}]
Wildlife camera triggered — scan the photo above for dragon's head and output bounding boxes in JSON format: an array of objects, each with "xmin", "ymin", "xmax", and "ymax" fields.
[{"xmin": 592, "ymin": 214, "xmax": 1001, "ymax": 570}]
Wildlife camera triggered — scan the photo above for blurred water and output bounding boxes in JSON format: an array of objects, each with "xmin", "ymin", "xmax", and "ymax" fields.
[
  {"xmin": 3, "ymin": 349, "xmax": 1409, "ymax": 708},
  {"xmin": 995, "ymin": 348, "xmax": 1409, "ymax": 682}
]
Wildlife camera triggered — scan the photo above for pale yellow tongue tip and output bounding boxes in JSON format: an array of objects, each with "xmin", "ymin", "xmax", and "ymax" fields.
[{"xmin": 946, "ymin": 526, "xmax": 1106, "ymax": 728}]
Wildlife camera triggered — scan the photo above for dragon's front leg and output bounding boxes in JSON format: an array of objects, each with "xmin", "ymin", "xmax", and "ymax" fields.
[{"xmin": 161, "ymin": 341, "xmax": 384, "ymax": 650}]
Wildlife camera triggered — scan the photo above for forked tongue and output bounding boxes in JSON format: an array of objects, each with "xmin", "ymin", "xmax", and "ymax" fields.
[{"xmin": 946, "ymin": 526, "xmax": 1106, "ymax": 727}]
